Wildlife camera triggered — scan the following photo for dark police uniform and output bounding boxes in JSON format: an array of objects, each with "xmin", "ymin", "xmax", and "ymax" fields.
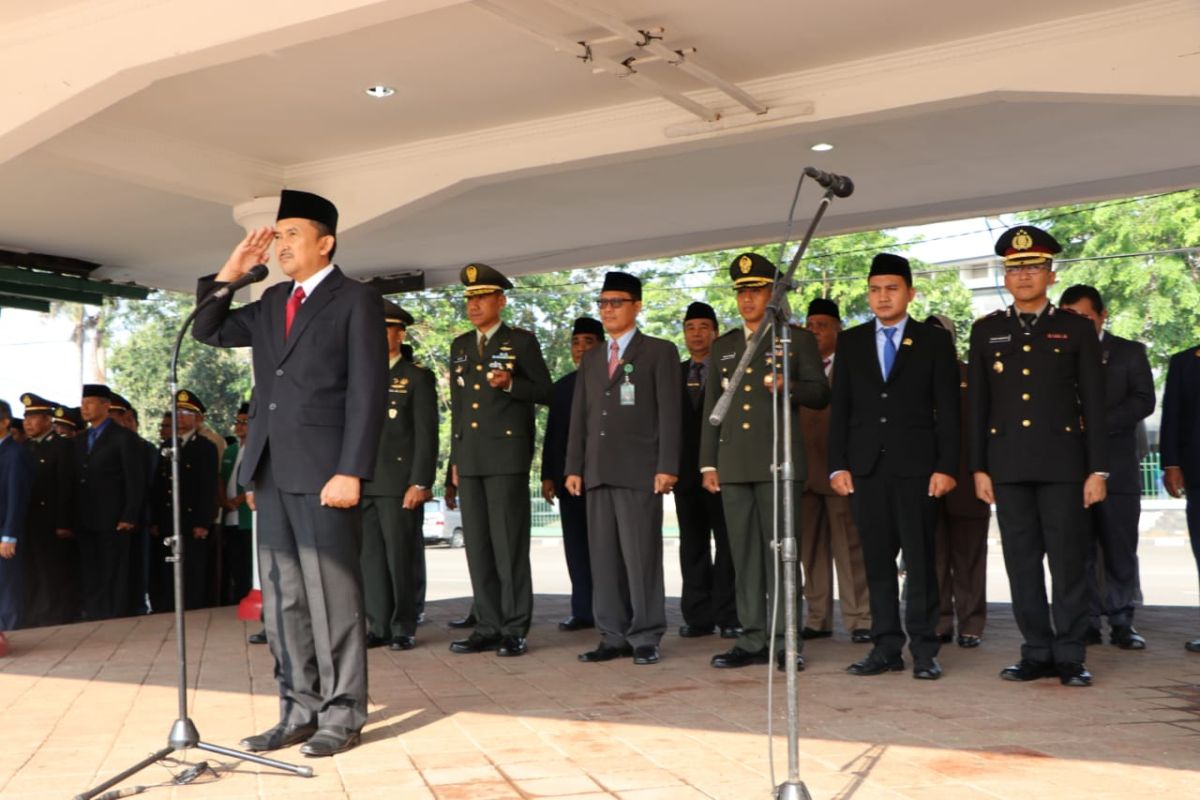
[
  {"xmin": 361, "ymin": 301, "xmax": 437, "ymax": 648},
  {"xmin": 19, "ymin": 394, "xmax": 79, "ymax": 627},
  {"xmin": 967, "ymin": 226, "xmax": 1107, "ymax": 679},
  {"xmin": 449, "ymin": 263, "xmax": 552, "ymax": 654},
  {"xmin": 702, "ymin": 254, "xmax": 829, "ymax": 668}
]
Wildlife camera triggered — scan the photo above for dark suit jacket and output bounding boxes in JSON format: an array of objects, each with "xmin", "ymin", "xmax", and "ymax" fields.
[
  {"xmin": 566, "ymin": 330, "xmax": 681, "ymax": 491},
  {"xmin": 967, "ymin": 305, "xmax": 1107, "ymax": 483},
  {"xmin": 193, "ymin": 266, "xmax": 388, "ymax": 494},
  {"xmin": 449, "ymin": 322, "xmax": 552, "ymax": 477},
  {"xmin": 1161, "ymin": 344, "xmax": 1200, "ymax": 484},
  {"xmin": 74, "ymin": 420, "xmax": 146, "ymax": 531},
  {"xmin": 364, "ymin": 358, "xmax": 438, "ymax": 496},
  {"xmin": 828, "ymin": 318, "xmax": 960, "ymax": 479},
  {"xmin": 677, "ymin": 359, "xmax": 708, "ymax": 493},
  {"xmin": 0, "ymin": 436, "xmax": 33, "ymax": 543},
  {"xmin": 944, "ymin": 362, "xmax": 991, "ymax": 519},
  {"xmin": 540, "ymin": 370, "xmax": 577, "ymax": 490},
  {"xmin": 1098, "ymin": 333, "xmax": 1155, "ymax": 494},
  {"xmin": 25, "ymin": 432, "xmax": 75, "ymax": 533},
  {"xmin": 800, "ymin": 360, "xmax": 835, "ymax": 495},
  {"xmin": 151, "ymin": 433, "xmax": 218, "ymax": 531}
]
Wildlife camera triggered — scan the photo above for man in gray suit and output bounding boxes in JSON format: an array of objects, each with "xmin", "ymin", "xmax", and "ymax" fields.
[{"xmin": 566, "ymin": 271, "xmax": 682, "ymax": 665}]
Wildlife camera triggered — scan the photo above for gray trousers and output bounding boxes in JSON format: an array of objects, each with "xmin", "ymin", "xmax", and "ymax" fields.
[
  {"xmin": 361, "ymin": 496, "xmax": 422, "ymax": 639},
  {"xmin": 586, "ymin": 485, "xmax": 666, "ymax": 648},
  {"xmin": 255, "ymin": 457, "xmax": 367, "ymax": 732},
  {"xmin": 458, "ymin": 474, "xmax": 532, "ymax": 638}
]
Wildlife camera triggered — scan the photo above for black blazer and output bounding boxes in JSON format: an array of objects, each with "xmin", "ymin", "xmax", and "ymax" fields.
[
  {"xmin": 151, "ymin": 433, "xmax": 218, "ymax": 531},
  {"xmin": 1099, "ymin": 333, "xmax": 1155, "ymax": 494},
  {"xmin": 74, "ymin": 421, "xmax": 146, "ymax": 531},
  {"xmin": 25, "ymin": 433, "xmax": 75, "ymax": 534},
  {"xmin": 540, "ymin": 370, "xmax": 577, "ymax": 490},
  {"xmin": 828, "ymin": 318, "xmax": 960, "ymax": 479},
  {"xmin": 193, "ymin": 267, "xmax": 388, "ymax": 494},
  {"xmin": 565, "ymin": 330, "xmax": 682, "ymax": 491},
  {"xmin": 677, "ymin": 359, "xmax": 707, "ymax": 493},
  {"xmin": 1161, "ymin": 344, "xmax": 1200, "ymax": 484},
  {"xmin": 0, "ymin": 436, "xmax": 33, "ymax": 543}
]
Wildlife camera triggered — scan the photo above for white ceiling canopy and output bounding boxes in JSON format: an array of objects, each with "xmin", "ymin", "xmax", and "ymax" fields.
[{"xmin": 0, "ymin": 0, "xmax": 1196, "ymax": 294}]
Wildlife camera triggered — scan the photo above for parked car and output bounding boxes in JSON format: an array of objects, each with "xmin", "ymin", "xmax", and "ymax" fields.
[{"xmin": 423, "ymin": 497, "xmax": 464, "ymax": 548}]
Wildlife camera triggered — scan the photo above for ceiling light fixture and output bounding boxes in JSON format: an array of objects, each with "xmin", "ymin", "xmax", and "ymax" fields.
[
  {"xmin": 364, "ymin": 85, "xmax": 396, "ymax": 98},
  {"xmin": 810, "ymin": 142, "xmax": 834, "ymax": 152}
]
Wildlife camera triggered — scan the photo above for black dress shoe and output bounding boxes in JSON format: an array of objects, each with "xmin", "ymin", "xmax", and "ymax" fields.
[
  {"xmin": 710, "ymin": 646, "xmax": 769, "ymax": 668},
  {"xmin": 299, "ymin": 727, "xmax": 361, "ymax": 757},
  {"xmin": 1083, "ymin": 626, "xmax": 1102, "ymax": 645},
  {"xmin": 847, "ymin": 652, "xmax": 904, "ymax": 676},
  {"xmin": 247, "ymin": 630, "xmax": 268, "ymax": 645},
  {"xmin": 239, "ymin": 721, "xmax": 317, "ymax": 752},
  {"xmin": 579, "ymin": 642, "xmax": 633, "ymax": 662},
  {"xmin": 1186, "ymin": 638, "xmax": 1200, "ymax": 653},
  {"xmin": 800, "ymin": 627, "xmax": 832, "ymax": 640},
  {"xmin": 999, "ymin": 659, "xmax": 1057, "ymax": 682},
  {"xmin": 776, "ymin": 649, "xmax": 805, "ymax": 673},
  {"xmin": 850, "ymin": 628, "xmax": 872, "ymax": 644},
  {"xmin": 416, "ymin": 612, "xmax": 426, "ymax": 626},
  {"xmin": 389, "ymin": 635, "xmax": 416, "ymax": 651},
  {"xmin": 449, "ymin": 632, "xmax": 500, "ymax": 654},
  {"xmin": 633, "ymin": 644, "xmax": 661, "ymax": 665},
  {"xmin": 558, "ymin": 616, "xmax": 594, "ymax": 631},
  {"xmin": 365, "ymin": 633, "xmax": 389, "ymax": 649},
  {"xmin": 497, "ymin": 636, "xmax": 527, "ymax": 657},
  {"xmin": 937, "ymin": 632, "xmax": 954, "ymax": 643},
  {"xmin": 1110, "ymin": 625, "xmax": 1146, "ymax": 650},
  {"xmin": 1057, "ymin": 662, "xmax": 1093, "ymax": 687},
  {"xmin": 957, "ymin": 634, "xmax": 982, "ymax": 648},
  {"xmin": 719, "ymin": 626, "xmax": 742, "ymax": 639},
  {"xmin": 448, "ymin": 614, "xmax": 477, "ymax": 629},
  {"xmin": 913, "ymin": 659, "xmax": 942, "ymax": 680},
  {"xmin": 679, "ymin": 624, "xmax": 716, "ymax": 638}
]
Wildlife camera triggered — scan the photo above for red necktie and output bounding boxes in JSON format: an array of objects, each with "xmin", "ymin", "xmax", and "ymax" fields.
[
  {"xmin": 607, "ymin": 340, "xmax": 620, "ymax": 378},
  {"xmin": 285, "ymin": 286, "xmax": 306, "ymax": 338}
]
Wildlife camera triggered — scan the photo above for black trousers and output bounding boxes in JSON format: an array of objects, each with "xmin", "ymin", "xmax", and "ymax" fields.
[
  {"xmin": 147, "ymin": 525, "xmax": 210, "ymax": 613},
  {"xmin": 221, "ymin": 524, "xmax": 254, "ymax": 605},
  {"xmin": 851, "ymin": 473, "xmax": 941, "ymax": 662},
  {"xmin": 255, "ymin": 457, "xmax": 367, "ymax": 732},
  {"xmin": 20, "ymin": 526, "xmax": 80, "ymax": 627},
  {"xmin": 558, "ymin": 490, "xmax": 593, "ymax": 622},
  {"xmin": 1086, "ymin": 492, "xmax": 1141, "ymax": 626},
  {"xmin": 78, "ymin": 528, "xmax": 130, "ymax": 622},
  {"xmin": 994, "ymin": 481, "xmax": 1091, "ymax": 665},
  {"xmin": 361, "ymin": 496, "xmax": 422, "ymax": 639},
  {"xmin": 674, "ymin": 485, "xmax": 738, "ymax": 629}
]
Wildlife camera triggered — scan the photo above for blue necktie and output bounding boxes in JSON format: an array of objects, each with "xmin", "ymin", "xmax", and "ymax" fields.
[
  {"xmin": 882, "ymin": 327, "xmax": 897, "ymax": 379},
  {"xmin": 87, "ymin": 427, "xmax": 99, "ymax": 453}
]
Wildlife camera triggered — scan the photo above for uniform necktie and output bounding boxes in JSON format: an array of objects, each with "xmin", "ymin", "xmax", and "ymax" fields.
[
  {"xmin": 688, "ymin": 361, "xmax": 705, "ymax": 407},
  {"xmin": 1019, "ymin": 312, "xmax": 1037, "ymax": 331},
  {"xmin": 882, "ymin": 327, "xmax": 897, "ymax": 379},
  {"xmin": 608, "ymin": 340, "xmax": 620, "ymax": 378},
  {"xmin": 478, "ymin": 333, "xmax": 488, "ymax": 358},
  {"xmin": 285, "ymin": 285, "xmax": 306, "ymax": 338}
]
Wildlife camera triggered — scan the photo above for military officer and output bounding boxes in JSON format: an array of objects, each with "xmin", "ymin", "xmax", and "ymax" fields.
[
  {"xmin": 19, "ymin": 393, "xmax": 78, "ymax": 627},
  {"xmin": 361, "ymin": 300, "xmax": 437, "ymax": 651},
  {"xmin": 51, "ymin": 405, "xmax": 80, "ymax": 439},
  {"xmin": 704, "ymin": 253, "xmax": 830, "ymax": 671},
  {"xmin": 448, "ymin": 263, "xmax": 553, "ymax": 657},
  {"xmin": 968, "ymin": 225, "xmax": 1108, "ymax": 687},
  {"xmin": 148, "ymin": 390, "xmax": 218, "ymax": 612}
]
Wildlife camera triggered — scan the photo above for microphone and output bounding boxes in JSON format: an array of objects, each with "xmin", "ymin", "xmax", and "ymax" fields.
[
  {"xmin": 211, "ymin": 264, "xmax": 269, "ymax": 300},
  {"xmin": 803, "ymin": 167, "xmax": 854, "ymax": 198}
]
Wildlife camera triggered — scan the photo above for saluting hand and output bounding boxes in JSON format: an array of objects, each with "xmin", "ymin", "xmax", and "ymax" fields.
[
  {"xmin": 320, "ymin": 474, "xmax": 361, "ymax": 509},
  {"xmin": 928, "ymin": 472, "xmax": 957, "ymax": 498},
  {"xmin": 1083, "ymin": 474, "xmax": 1107, "ymax": 508},
  {"xmin": 216, "ymin": 226, "xmax": 273, "ymax": 283}
]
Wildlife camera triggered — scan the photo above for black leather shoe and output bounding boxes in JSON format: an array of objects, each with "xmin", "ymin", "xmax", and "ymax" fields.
[
  {"xmin": 710, "ymin": 646, "xmax": 769, "ymax": 668},
  {"xmin": 719, "ymin": 626, "xmax": 742, "ymax": 639},
  {"xmin": 239, "ymin": 722, "xmax": 317, "ymax": 752},
  {"xmin": 1083, "ymin": 626, "xmax": 1102, "ymax": 645},
  {"xmin": 937, "ymin": 632, "xmax": 954, "ymax": 643},
  {"xmin": 633, "ymin": 644, "xmax": 661, "ymax": 665},
  {"xmin": 1186, "ymin": 638, "xmax": 1200, "ymax": 653},
  {"xmin": 776, "ymin": 649, "xmax": 805, "ymax": 673},
  {"xmin": 999, "ymin": 659, "xmax": 1057, "ymax": 681},
  {"xmin": 913, "ymin": 659, "xmax": 942, "ymax": 680},
  {"xmin": 365, "ymin": 633, "xmax": 389, "ymax": 649},
  {"xmin": 416, "ymin": 612, "xmax": 426, "ymax": 626},
  {"xmin": 957, "ymin": 634, "xmax": 982, "ymax": 648},
  {"xmin": 847, "ymin": 652, "xmax": 904, "ymax": 676},
  {"xmin": 448, "ymin": 614, "xmax": 477, "ymax": 629},
  {"xmin": 1110, "ymin": 625, "xmax": 1146, "ymax": 650},
  {"xmin": 299, "ymin": 727, "xmax": 361, "ymax": 757},
  {"xmin": 1058, "ymin": 662, "xmax": 1093, "ymax": 687},
  {"xmin": 449, "ymin": 633, "xmax": 500, "ymax": 654},
  {"xmin": 497, "ymin": 636, "xmax": 527, "ymax": 657},
  {"xmin": 800, "ymin": 627, "xmax": 832, "ymax": 640},
  {"xmin": 558, "ymin": 616, "xmax": 594, "ymax": 631},
  {"xmin": 389, "ymin": 635, "xmax": 416, "ymax": 651},
  {"xmin": 679, "ymin": 624, "xmax": 716, "ymax": 638},
  {"xmin": 579, "ymin": 642, "xmax": 633, "ymax": 662},
  {"xmin": 247, "ymin": 630, "xmax": 268, "ymax": 645},
  {"xmin": 850, "ymin": 628, "xmax": 872, "ymax": 644}
]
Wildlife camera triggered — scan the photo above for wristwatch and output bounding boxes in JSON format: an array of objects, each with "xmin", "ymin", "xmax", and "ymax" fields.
[{"xmin": 1092, "ymin": 472, "xmax": 1110, "ymax": 480}]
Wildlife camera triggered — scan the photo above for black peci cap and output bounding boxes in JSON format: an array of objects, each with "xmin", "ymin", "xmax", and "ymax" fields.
[
  {"xmin": 868, "ymin": 253, "xmax": 912, "ymax": 285},
  {"xmin": 277, "ymin": 189, "xmax": 338, "ymax": 233},
  {"xmin": 571, "ymin": 317, "xmax": 605, "ymax": 339},
  {"xmin": 601, "ymin": 271, "xmax": 642, "ymax": 300},
  {"xmin": 806, "ymin": 297, "xmax": 840, "ymax": 320}
]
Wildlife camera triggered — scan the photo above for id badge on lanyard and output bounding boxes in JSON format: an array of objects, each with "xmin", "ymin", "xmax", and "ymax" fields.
[{"xmin": 619, "ymin": 363, "xmax": 635, "ymax": 406}]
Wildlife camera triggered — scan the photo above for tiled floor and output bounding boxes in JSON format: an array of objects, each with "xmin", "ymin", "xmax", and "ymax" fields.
[{"xmin": 2, "ymin": 598, "xmax": 1199, "ymax": 799}]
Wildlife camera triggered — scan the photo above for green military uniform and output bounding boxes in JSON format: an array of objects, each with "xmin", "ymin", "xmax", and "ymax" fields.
[
  {"xmin": 449, "ymin": 263, "xmax": 552, "ymax": 648},
  {"xmin": 361, "ymin": 301, "xmax": 438, "ymax": 646},
  {"xmin": 700, "ymin": 253, "xmax": 830, "ymax": 662}
]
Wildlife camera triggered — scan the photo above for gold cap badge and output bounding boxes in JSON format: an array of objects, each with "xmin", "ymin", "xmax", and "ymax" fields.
[
  {"xmin": 466, "ymin": 265, "xmax": 478, "ymax": 283},
  {"xmin": 1012, "ymin": 229, "xmax": 1033, "ymax": 251},
  {"xmin": 738, "ymin": 255, "xmax": 752, "ymax": 274}
]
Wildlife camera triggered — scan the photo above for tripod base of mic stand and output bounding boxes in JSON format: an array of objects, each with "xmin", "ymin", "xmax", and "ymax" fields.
[
  {"xmin": 776, "ymin": 780, "xmax": 813, "ymax": 800},
  {"xmin": 75, "ymin": 717, "xmax": 313, "ymax": 800}
]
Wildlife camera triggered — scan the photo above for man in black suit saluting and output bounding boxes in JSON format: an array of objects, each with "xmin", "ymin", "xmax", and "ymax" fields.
[
  {"xmin": 194, "ymin": 190, "xmax": 387, "ymax": 756},
  {"xmin": 829, "ymin": 254, "xmax": 960, "ymax": 680}
]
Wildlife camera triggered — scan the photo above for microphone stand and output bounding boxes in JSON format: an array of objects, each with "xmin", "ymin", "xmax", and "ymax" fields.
[
  {"xmin": 76, "ymin": 293, "xmax": 312, "ymax": 800},
  {"xmin": 709, "ymin": 186, "xmax": 841, "ymax": 800}
]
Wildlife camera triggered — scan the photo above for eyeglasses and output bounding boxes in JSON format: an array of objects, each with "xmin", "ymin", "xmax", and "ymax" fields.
[
  {"xmin": 596, "ymin": 297, "xmax": 634, "ymax": 309},
  {"xmin": 1004, "ymin": 264, "xmax": 1051, "ymax": 275}
]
